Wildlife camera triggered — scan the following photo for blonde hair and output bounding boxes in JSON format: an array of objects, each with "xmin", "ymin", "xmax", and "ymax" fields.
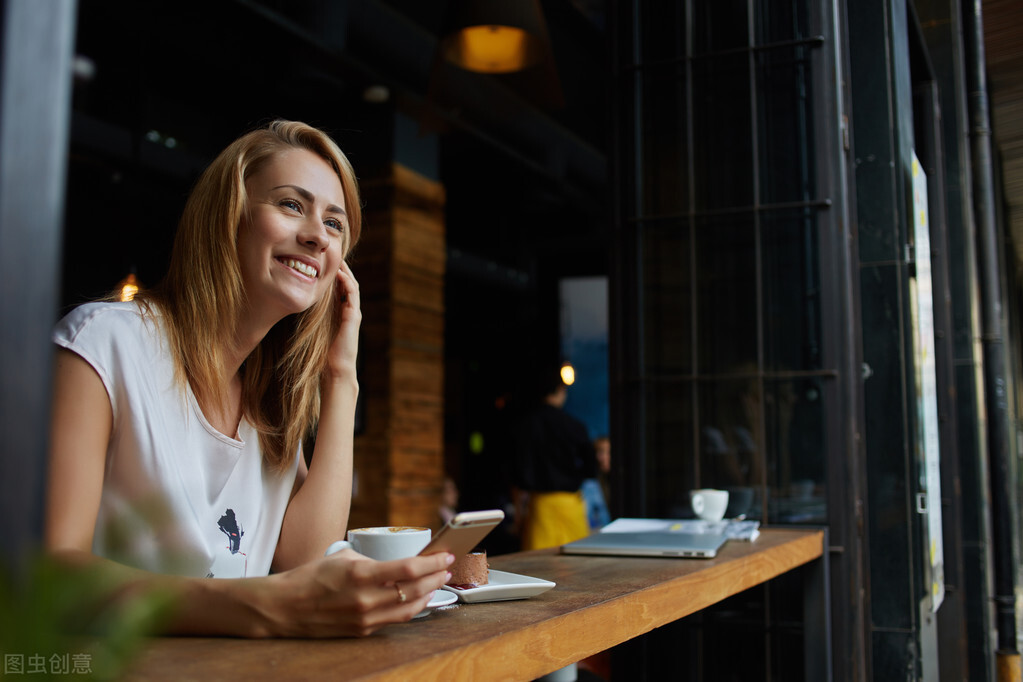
[{"xmin": 138, "ymin": 120, "xmax": 362, "ymax": 472}]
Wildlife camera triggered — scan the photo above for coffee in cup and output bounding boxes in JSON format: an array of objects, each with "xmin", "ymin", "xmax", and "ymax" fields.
[{"xmin": 346, "ymin": 526, "xmax": 431, "ymax": 561}]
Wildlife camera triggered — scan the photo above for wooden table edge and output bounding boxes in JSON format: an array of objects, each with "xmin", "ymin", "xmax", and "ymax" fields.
[{"xmin": 363, "ymin": 528, "xmax": 825, "ymax": 681}]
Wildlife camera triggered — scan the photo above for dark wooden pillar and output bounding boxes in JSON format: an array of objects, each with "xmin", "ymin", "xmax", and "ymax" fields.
[{"xmin": 351, "ymin": 163, "xmax": 446, "ymax": 530}]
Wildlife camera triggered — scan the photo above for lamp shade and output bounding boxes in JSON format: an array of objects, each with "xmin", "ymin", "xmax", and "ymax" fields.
[{"xmin": 440, "ymin": 0, "xmax": 549, "ymax": 74}]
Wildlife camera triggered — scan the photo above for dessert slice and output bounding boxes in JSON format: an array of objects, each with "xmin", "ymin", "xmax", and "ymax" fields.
[{"xmin": 446, "ymin": 551, "xmax": 489, "ymax": 589}]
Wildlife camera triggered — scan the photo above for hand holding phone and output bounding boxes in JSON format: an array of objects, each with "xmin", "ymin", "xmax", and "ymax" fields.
[{"xmin": 418, "ymin": 509, "xmax": 505, "ymax": 557}]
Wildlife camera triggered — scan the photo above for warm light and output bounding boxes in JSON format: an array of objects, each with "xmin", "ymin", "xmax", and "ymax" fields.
[
  {"xmin": 449, "ymin": 25, "xmax": 537, "ymax": 73},
  {"xmin": 560, "ymin": 363, "xmax": 576, "ymax": 386},
  {"xmin": 119, "ymin": 273, "xmax": 139, "ymax": 302}
]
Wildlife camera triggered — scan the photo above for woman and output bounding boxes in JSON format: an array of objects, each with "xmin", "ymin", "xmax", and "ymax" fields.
[{"xmin": 46, "ymin": 120, "xmax": 453, "ymax": 637}]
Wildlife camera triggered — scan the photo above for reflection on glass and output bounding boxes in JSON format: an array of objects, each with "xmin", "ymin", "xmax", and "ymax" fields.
[
  {"xmin": 695, "ymin": 372, "xmax": 828, "ymax": 524},
  {"xmin": 698, "ymin": 373, "xmax": 762, "ymax": 520},
  {"xmin": 766, "ymin": 376, "xmax": 827, "ymax": 524},
  {"xmin": 699, "ymin": 373, "xmax": 763, "ymax": 490},
  {"xmin": 644, "ymin": 380, "xmax": 693, "ymax": 518}
]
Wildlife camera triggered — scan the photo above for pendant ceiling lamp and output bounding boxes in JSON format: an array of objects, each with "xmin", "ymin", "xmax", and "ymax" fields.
[{"xmin": 440, "ymin": 0, "xmax": 551, "ymax": 74}]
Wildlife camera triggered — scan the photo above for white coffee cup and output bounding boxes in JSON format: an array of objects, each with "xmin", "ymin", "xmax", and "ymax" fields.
[
  {"xmin": 346, "ymin": 526, "xmax": 431, "ymax": 561},
  {"xmin": 690, "ymin": 489, "xmax": 730, "ymax": 523}
]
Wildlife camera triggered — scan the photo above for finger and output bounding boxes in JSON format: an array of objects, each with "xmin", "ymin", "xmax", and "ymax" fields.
[
  {"xmin": 335, "ymin": 266, "xmax": 360, "ymax": 308},
  {"xmin": 338, "ymin": 260, "xmax": 360, "ymax": 289},
  {"xmin": 393, "ymin": 575, "xmax": 448, "ymax": 607},
  {"xmin": 364, "ymin": 553, "xmax": 454, "ymax": 585},
  {"xmin": 312, "ymin": 558, "xmax": 452, "ymax": 634},
  {"xmin": 377, "ymin": 576, "xmax": 444, "ymax": 616},
  {"xmin": 340, "ymin": 556, "xmax": 450, "ymax": 603},
  {"xmin": 358, "ymin": 583, "xmax": 436, "ymax": 630}
]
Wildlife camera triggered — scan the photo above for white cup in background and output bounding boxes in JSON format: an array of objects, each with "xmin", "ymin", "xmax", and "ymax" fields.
[
  {"xmin": 346, "ymin": 526, "xmax": 431, "ymax": 561},
  {"xmin": 690, "ymin": 489, "xmax": 730, "ymax": 523}
]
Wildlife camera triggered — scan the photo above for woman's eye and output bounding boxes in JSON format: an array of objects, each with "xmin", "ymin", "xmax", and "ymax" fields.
[
  {"xmin": 280, "ymin": 199, "xmax": 301, "ymax": 211},
  {"xmin": 325, "ymin": 218, "xmax": 344, "ymax": 232}
]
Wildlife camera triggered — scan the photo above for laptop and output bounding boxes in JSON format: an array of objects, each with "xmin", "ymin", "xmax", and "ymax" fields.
[{"xmin": 561, "ymin": 529, "xmax": 727, "ymax": 558}]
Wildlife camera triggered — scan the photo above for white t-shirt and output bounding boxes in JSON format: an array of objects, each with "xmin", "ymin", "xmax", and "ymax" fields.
[{"xmin": 53, "ymin": 302, "xmax": 299, "ymax": 578}]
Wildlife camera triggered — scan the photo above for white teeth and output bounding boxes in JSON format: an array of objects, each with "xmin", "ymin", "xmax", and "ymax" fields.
[{"xmin": 283, "ymin": 259, "xmax": 318, "ymax": 278}]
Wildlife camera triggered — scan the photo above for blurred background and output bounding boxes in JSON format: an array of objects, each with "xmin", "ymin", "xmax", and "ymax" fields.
[{"xmin": 6, "ymin": 0, "xmax": 1023, "ymax": 678}]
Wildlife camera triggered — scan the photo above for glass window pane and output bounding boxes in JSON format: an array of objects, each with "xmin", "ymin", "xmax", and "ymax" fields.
[
  {"xmin": 641, "ymin": 220, "xmax": 692, "ymax": 374},
  {"xmin": 755, "ymin": 0, "xmax": 814, "ymax": 44},
  {"xmin": 634, "ymin": 0, "xmax": 687, "ymax": 63},
  {"xmin": 766, "ymin": 376, "xmax": 827, "ymax": 524},
  {"xmin": 693, "ymin": 0, "xmax": 749, "ymax": 55},
  {"xmin": 645, "ymin": 380, "xmax": 694, "ymax": 517},
  {"xmin": 693, "ymin": 53, "xmax": 753, "ymax": 210},
  {"xmin": 698, "ymin": 376, "xmax": 763, "ymax": 498},
  {"xmin": 695, "ymin": 215, "xmax": 757, "ymax": 372},
  {"xmin": 618, "ymin": 70, "xmax": 641, "ymax": 218},
  {"xmin": 757, "ymin": 44, "xmax": 818, "ymax": 205},
  {"xmin": 761, "ymin": 208, "xmax": 823, "ymax": 371},
  {"xmin": 629, "ymin": 64, "xmax": 689, "ymax": 217}
]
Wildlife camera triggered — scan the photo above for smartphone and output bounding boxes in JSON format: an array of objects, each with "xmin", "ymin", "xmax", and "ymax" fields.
[{"xmin": 418, "ymin": 509, "xmax": 505, "ymax": 557}]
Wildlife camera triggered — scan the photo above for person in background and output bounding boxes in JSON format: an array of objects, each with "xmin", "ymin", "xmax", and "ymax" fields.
[
  {"xmin": 581, "ymin": 435, "xmax": 612, "ymax": 529},
  {"xmin": 594, "ymin": 435, "xmax": 611, "ymax": 509},
  {"xmin": 511, "ymin": 370, "xmax": 596, "ymax": 550},
  {"xmin": 45, "ymin": 120, "xmax": 453, "ymax": 638},
  {"xmin": 439, "ymin": 476, "xmax": 459, "ymax": 526}
]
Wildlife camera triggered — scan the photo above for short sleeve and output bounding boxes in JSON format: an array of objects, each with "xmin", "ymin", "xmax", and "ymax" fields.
[{"xmin": 52, "ymin": 302, "xmax": 161, "ymax": 418}]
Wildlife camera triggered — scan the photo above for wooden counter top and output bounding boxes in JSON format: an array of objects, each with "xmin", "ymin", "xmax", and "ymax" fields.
[{"xmin": 121, "ymin": 528, "xmax": 824, "ymax": 682}]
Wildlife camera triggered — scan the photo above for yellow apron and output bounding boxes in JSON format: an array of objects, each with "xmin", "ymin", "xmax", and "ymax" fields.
[{"xmin": 523, "ymin": 491, "xmax": 590, "ymax": 551}]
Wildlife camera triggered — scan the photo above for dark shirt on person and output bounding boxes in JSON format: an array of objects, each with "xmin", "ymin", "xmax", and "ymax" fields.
[{"xmin": 512, "ymin": 404, "xmax": 597, "ymax": 493}]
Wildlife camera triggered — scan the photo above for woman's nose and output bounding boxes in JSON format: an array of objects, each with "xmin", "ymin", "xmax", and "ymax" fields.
[{"xmin": 299, "ymin": 219, "xmax": 329, "ymax": 251}]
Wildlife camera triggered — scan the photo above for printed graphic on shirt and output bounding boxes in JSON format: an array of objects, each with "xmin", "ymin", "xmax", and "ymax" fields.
[{"xmin": 208, "ymin": 508, "xmax": 248, "ymax": 578}]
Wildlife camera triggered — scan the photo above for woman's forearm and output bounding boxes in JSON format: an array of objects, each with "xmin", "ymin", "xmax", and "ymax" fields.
[
  {"xmin": 274, "ymin": 374, "xmax": 358, "ymax": 570},
  {"xmin": 49, "ymin": 549, "xmax": 278, "ymax": 638},
  {"xmin": 48, "ymin": 545, "xmax": 455, "ymax": 639}
]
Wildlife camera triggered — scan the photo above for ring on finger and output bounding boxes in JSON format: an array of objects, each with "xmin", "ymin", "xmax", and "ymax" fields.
[{"xmin": 394, "ymin": 583, "xmax": 407, "ymax": 604}]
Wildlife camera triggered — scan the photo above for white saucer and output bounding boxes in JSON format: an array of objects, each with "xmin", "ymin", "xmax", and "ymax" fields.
[
  {"xmin": 412, "ymin": 589, "xmax": 458, "ymax": 619},
  {"xmin": 441, "ymin": 569, "xmax": 556, "ymax": 603}
]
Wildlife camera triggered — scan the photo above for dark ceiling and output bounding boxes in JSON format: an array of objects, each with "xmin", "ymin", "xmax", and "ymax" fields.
[
  {"xmin": 64, "ymin": 0, "xmax": 610, "ymax": 308},
  {"xmin": 63, "ymin": 0, "xmax": 612, "ymax": 432}
]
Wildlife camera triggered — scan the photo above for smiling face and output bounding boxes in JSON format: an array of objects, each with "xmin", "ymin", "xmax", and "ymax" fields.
[{"xmin": 236, "ymin": 147, "xmax": 347, "ymax": 323}]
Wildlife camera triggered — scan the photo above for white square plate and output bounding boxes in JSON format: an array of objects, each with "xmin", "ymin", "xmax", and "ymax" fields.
[{"xmin": 440, "ymin": 569, "xmax": 556, "ymax": 603}]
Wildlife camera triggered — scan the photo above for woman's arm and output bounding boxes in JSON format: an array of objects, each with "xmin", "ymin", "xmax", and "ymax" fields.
[
  {"xmin": 46, "ymin": 349, "xmax": 111, "ymax": 552},
  {"xmin": 273, "ymin": 372, "xmax": 357, "ymax": 569},
  {"xmin": 50, "ymin": 546, "xmax": 453, "ymax": 638},
  {"xmin": 46, "ymin": 347, "xmax": 452, "ymax": 637},
  {"xmin": 273, "ymin": 260, "xmax": 361, "ymax": 569}
]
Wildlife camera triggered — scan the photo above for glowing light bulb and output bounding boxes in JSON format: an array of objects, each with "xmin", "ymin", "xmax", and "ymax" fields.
[
  {"xmin": 560, "ymin": 363, "xmax": 576, "ymax": 386},
  {"xmin": 118, "ymin": 273, "xmax": 139, "ymax": 301}
]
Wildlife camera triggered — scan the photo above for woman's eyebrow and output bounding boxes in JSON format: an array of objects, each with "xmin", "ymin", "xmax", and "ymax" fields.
[{"xmin": 272, "ymin": 184, "xmax": 346, "ymax": 216}]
